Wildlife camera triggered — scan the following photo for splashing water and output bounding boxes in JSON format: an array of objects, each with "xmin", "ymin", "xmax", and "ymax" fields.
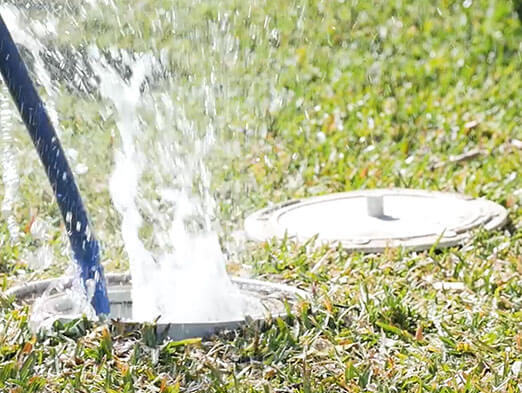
[
  {"xmin": 1, "ymin": 0, "xmax": 300, "ymax": 325},
  {"xmin": 88, "ymin": 46, "xmax": 244, "ymax": 322},
  {"xmin": 0, "ymin": 4, "xmax": 59, "ymax": 124},
  {"xmin": 0, "ymin": 3, "xmax": 63, "ymax": 246},
  {"xmin": 0, "ymin": 83, "xmax": 20, "ymax": 241}
]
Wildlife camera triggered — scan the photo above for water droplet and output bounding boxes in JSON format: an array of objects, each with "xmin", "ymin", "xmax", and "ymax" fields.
[{"xmin": 75, "ymin": 163, "xmax": 88, "ymax": 175}]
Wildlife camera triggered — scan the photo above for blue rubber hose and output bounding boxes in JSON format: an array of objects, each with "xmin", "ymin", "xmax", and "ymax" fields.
[{"xmin": 0, "ymin": 15, "xmax": 110, "ymax": 314}]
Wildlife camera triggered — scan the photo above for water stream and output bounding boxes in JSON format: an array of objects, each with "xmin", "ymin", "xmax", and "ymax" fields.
[
  {"xmin": 89, "ymin": 46, "xmax": 245, "ymax": 322},
  {"xmin": 0, "ymin": 84, "xmax": 20, "ymax": 242},
  {"xmin": 0, "ymin": 0, "xmax": 298, "ymax": 325}
]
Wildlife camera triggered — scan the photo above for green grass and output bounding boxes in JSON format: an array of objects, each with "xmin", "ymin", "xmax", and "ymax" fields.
[{"xmin": 0, "ymin": 0, "xmax": 521, "ymax": 391}]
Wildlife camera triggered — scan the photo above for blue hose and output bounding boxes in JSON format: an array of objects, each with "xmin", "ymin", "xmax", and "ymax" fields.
[{"xmin": 0, "ymin": 15, "xmax": 110, "ymax": 314}]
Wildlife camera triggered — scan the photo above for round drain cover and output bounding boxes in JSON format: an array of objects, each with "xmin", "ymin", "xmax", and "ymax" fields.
[
  {"xmin": 245, "ymin": 189, "xmax": 507, "ymax": 252},
  {"xmin": 7, "ymin": 273, "xmax": 309, "ymax": 340}
]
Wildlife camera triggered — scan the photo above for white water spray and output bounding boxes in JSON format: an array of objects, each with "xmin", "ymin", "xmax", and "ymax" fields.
[
  {"xmin": 2, "ymin": 0, "xmax": 299, "ymax": 327},
  {"xmin": 0, "ymin": 84, "xmax": 20, "ymax": 241},
  {"xmin": 89, "ymin": 46, "xmax": 244, "ymax": 322}
]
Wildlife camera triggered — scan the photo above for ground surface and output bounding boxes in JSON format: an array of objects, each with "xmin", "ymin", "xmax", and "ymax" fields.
[{"xmin": 0, "ymin": 0, "xmax": 521, "ymax": 392}]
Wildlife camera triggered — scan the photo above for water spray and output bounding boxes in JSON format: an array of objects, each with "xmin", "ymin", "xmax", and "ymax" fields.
[{"xmin": 0, "ymin": 14, "xmax": 110, "ymax": 314}]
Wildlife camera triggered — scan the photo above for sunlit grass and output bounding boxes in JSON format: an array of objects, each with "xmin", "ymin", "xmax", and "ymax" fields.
[{"xmin": 0, "ymin": 0, "xmax": 521, "ymax": 391}]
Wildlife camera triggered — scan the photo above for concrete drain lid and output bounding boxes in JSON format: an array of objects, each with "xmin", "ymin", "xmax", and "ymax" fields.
[
  {"xmin": 6, "ymin": 273, "xmax": 308, "ymax": 341},
  {"xmin": 245, "ymin": 188, "xmax": 507, "ymax": 252}
]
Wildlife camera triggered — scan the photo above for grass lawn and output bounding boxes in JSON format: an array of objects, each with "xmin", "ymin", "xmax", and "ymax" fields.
[{"xmin": 0, "ymin": 0, "xmax": 521, "ymax": 391}]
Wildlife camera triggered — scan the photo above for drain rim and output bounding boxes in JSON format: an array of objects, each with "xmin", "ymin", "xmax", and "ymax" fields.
[
  {"xmin": 6, "ymin": 273, "xmax": 309, "ymax": 340},
  {"xmin": 245, "ymin": 188, "xmax": 507, "ymax": 252}
]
